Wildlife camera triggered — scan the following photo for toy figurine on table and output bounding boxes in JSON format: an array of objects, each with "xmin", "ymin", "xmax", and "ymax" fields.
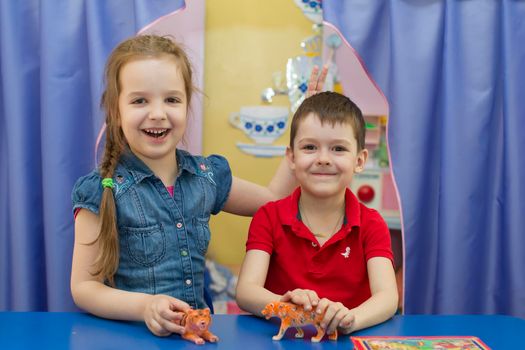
[
  {"xmin": 178, "ymin": 308, "xmax": 219, "ymax": 345},
  {"xmin": 262, "ymin": 301, "xmax": 337, "ymax": 342}
]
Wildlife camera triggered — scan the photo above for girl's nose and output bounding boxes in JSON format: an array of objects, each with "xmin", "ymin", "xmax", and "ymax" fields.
[{"xmin": 148, "ymin": 103, "xmax": 167, "ymax": 120}]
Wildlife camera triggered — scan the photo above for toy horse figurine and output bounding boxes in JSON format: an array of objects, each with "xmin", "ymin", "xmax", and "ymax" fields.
[
  {"xmin": 261, "ymin": 301, "xmax": 337, "ymax": 342},
  {"xmin": 179, "ymin": 308, "xmax": 219, "ymax": 345}
]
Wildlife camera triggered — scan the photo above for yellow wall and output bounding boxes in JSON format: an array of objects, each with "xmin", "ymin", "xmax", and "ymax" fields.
[{"xmin": 203, "ymin": 1, "xmax": 312, "ymax": 266}]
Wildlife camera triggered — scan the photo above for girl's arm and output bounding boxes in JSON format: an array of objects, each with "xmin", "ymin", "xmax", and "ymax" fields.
[
  {"xmin": 346, "ymin": 257, "xmax": 398, "ymax": 332},
  {"xmin": 222, "ymin": 66, "xmax": 329, "ymax": 216},
  {"xmin": 70, "ymin": 209, "xmax": 189, "ymax": 336},
  {"xmin": 222, "ymin": 158, "xmax": 296, "ymax": 216},
  {"xmin": 235, "ymin": 250, "xmax": 282, "ymax": 316}
]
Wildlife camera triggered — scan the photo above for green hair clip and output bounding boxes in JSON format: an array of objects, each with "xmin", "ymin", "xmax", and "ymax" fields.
[{"xmin": 101, "ymin": 178, "xmax": 114, "ymax": 189}]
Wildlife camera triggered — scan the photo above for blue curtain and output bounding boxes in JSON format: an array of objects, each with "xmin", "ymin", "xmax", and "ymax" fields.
[
  {"xmin": 0, "ymin": 0, "xmax": 185, "ymax": 311},
  {"xmin": 324, "ymin": 1, "xmax": 525, "ymax": 317}
]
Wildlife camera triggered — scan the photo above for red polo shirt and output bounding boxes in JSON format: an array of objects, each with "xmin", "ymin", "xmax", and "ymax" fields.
[{"xmin": 246, "ymin": 187, "xmax": 394, "ymax": 310}]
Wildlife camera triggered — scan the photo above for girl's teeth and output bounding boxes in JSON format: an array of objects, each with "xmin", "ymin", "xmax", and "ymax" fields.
[{"xmin": 144, "ymin": 129, "xmax": 168, "ymax": 137}]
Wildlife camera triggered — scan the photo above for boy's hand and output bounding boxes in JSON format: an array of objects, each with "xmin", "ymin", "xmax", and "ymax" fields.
[
  {"xmin": 306, "ymin": 65, "xmax": 329, "ymax": 98},
  {"xmin": 316, "ymin": 298, "xmax": 356, "ymax": 335},
  {"xmin": 143, "ymin": 294, "xmax": 190, "ymax": 336},
  {"xmin": 280, "ymin": 288, "xmax": 320, "ymax": 311}
]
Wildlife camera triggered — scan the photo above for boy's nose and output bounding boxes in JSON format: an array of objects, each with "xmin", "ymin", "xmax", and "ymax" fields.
[{"xmin": 316, "ymin": 151, "xmax": 331, "ymax": 166}]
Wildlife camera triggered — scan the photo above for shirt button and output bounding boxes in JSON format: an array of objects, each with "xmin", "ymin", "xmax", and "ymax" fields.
[
  {"xmin": 176, "ymin": 222, "xmax": 183, "ymax": 229},
  {"xmin": 185, "ymin": 279, "xmax": 192, "ymax": 286},
  {"xmin": 181, "ymin": 250, "xmax": 188, "ymax": 257},
  {"xmin": 311, "ymin": 242, "xmax": 318, "ymax": 247}
]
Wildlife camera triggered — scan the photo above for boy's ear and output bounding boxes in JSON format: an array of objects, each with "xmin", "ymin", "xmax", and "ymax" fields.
[
  {"xmin": 354, "ymin": 149, "xmax": 368, "ymax": 173},
  {"xmin": 285, "ymin": 146, "xmax": 296, "ymax": 171}
]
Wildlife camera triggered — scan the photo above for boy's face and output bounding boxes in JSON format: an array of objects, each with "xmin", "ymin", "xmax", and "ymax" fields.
[{"xmin": 286, "ymin": 113, "xmax": 367, "ymax": 199}]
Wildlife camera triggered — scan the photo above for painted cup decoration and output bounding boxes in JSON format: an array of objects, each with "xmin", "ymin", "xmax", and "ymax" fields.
[{"xmin": 229, "ymin": 106, "xmax": 289, "ymax": 145}]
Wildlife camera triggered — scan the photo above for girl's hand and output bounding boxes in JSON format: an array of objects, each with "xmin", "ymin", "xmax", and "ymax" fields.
[
  {"xmin": 143, "ymin": 294, "xmax": 190, "ymax": 336},
  {"xmin": 306, "ymin": 65, "xmax": 329, "ymax": 98},
  {"xmin": 316, "ymin": 298, "xmax": 356, "ymax": 335},
  {"xmin": 280, "ymin": 289, "xmax": 320, "ymax": 311}
]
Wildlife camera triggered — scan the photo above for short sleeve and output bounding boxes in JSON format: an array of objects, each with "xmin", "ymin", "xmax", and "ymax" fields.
[
  {"xmin": 207, "ymin": 154, "xmax": 232, "ymax": 214},
  {"xmin": 71, "ymin": 170, "xmax": 103, "ymax": 216},
  {"xmin": 245, "ymin": 204, "xmax": 274, "ymax": 254},
  {"xmin": 362, "ymin": 208, "xmax": 395, "ymax": 266}
]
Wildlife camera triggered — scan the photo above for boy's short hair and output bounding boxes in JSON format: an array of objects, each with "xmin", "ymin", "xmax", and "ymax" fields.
[{"xmin": 289, "ymin": 91, "xmax": 366, "ymax": 151}]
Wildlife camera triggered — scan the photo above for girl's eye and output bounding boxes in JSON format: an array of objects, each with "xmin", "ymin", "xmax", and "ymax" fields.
[
  {"xmin": 132, "ymin": 98, "xmax": 146, "ymax": 104},
  {"xmin": 166, "ymin": 97, "xmax": 181, "ymax": 103}
]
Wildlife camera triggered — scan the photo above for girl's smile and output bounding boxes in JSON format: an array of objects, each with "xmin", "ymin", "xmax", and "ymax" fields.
[{"xmin": 118, "ymin": 56, "xmax": 188, "ymax": 171}]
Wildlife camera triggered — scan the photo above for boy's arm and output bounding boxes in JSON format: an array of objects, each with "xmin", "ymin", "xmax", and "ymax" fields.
[
  {"xmin": 347, "ymin": 257, "xmax": 398, "ymax": 332},
  {"xmin": 235, "ymin": 250, "xmax": 282, "ymax": 316},
  {"xmin": 70, "ymin": 209, "xmax": 188, "ymax": 335}
]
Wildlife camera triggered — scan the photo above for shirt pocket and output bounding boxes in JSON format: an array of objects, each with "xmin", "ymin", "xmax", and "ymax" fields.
[
  {"xmin": 193, "ymin": 217, "xmax": 211, "ymax": 255},
  {"xmin": 120, "ymin": 224, "xmax": 166, "ymax": 267}
]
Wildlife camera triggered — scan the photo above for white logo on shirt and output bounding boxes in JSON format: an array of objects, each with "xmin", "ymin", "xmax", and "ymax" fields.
[{"xmin": 341, "ymin": 246, "xmax": 351, "ymax": 258}]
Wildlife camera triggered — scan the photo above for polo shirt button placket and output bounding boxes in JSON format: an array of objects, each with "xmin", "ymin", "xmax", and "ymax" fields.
[{"xmin": 311, "ymin": 241, "xmax": 318, "ymax": 248}]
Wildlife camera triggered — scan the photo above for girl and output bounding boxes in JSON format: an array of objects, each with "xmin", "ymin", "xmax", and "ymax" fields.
[{"xmin": 70, "ymin": 35, "xmax": 324, "ymax": 337}]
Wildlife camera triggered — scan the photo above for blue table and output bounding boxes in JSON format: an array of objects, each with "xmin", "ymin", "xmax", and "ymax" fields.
[{"xmin": 0, "ymin": 312, "xmax": 523, "ymax": 349}]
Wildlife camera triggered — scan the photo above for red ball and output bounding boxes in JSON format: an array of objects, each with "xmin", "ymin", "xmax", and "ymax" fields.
[{"xmin": 357, "ymin": 185, "xmax": 375, "ymax": 203}]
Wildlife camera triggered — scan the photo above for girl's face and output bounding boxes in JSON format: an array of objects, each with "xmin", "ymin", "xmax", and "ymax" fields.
[
  {"xmin": 118, "ymin": 56, "xmax": 187, "ymax": 166},
  {"xmin": 286, "ymin": 113, "xmax": 368, "ymax": 200}
]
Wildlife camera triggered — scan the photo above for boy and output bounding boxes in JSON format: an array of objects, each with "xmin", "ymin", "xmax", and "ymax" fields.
[{"xmin": 236, "ymin": 92, "xmax": 398, "ymax": 335}]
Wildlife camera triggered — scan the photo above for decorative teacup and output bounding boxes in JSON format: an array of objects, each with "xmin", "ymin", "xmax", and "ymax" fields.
[{"xmin": 229, "ymin": 106, "xmax": 289, "ymax": 145}]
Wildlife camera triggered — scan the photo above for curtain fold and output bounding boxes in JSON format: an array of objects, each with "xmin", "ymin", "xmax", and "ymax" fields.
[
  {"xmin": 0, "ymin": 0, "xmax": 185, "ymax": 311},
  {"xmin": 323, "ymin": 0, "xmax": 525, "ymax": 317}
]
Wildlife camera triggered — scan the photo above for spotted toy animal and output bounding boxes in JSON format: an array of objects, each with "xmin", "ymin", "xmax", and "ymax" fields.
[
  {"xmin": 261, "ymin": 301, "xmax": 337, "ymax": 342},
  {"xmin": 179, "ymin": 308, "xmax": 219, "ymax": 345}
]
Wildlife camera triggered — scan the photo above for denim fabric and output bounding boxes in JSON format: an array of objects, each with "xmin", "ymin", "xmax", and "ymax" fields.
[{"xmin": 72, "ymin": 149, "xmax": 232, "ymax": 309}]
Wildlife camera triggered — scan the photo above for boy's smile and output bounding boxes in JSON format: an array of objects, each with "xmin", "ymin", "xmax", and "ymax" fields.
[{"xmin": 287, "ymin": 113, "xmax": 367, "ymax": 200}]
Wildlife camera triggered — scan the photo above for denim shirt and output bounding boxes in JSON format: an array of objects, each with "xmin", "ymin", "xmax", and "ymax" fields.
[{"xmin": 71, "ymin": 149, "xmax": 232, "ymax": 309}]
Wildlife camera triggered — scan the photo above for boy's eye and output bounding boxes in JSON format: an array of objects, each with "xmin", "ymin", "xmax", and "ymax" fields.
[
  {"xmin": 301, "ymin": 144, "xmax": 316, "ymax": 151},
  {"xmin": 131, "ymin": 98, "xmax": 146, "ymax": 104},
  {"xmin": 333, "ymin": 146, "xmax": 348, "ymax": 152}
]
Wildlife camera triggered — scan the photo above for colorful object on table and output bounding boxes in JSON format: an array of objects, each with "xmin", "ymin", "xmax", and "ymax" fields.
[
  {"xmin": 351, "ymin": 336, "xmax": 491, "ymax": 350},
  {"xmin": 179, "ymin": 308, "xmax": 218, "ymax": 345},
  {"xmin": 261, "ymin": 301, "xmax": 337, "ymax": 342}
]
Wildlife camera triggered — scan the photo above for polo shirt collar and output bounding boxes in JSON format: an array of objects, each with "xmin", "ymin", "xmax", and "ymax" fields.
[{"xmin": 279, "ymin": 187, "xmax": 362, "ymax": 238}]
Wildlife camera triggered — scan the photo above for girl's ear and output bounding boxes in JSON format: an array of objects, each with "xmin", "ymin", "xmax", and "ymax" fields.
[
  {"xmin": 285, "ymin": 146, "xmax": 296, "ymax": 171},
  {"xmin": 354, "ymin": 149, "xmax": 368, "ymax": 173}
]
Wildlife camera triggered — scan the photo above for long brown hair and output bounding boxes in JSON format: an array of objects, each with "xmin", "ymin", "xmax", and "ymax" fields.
[{"xmin": 93, "ymin": 35, "xmax": 194, "ymax": 285}]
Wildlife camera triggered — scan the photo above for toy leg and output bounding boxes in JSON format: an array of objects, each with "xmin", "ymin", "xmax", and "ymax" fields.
[
  {"xmin": 294, "ymin": 327, "xmax": 304, "ymax": 338},
  {"xmin": 311, "ymin": 325, "xmax": 326, "ymax": 343},
  {"xmin": 327, "ymin": 330, "xmax": 338, "ymax": 341},
  {"xmin": 201, "ymin": 330, "xmax": 219, "ymax": 343},
  {"xmin": 272, "ymin": 323, "xmax": 289, "ymax": 341},
  {"xmin": 182, "ymin": 333, "xmax": 205, "ymax": 345}
]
